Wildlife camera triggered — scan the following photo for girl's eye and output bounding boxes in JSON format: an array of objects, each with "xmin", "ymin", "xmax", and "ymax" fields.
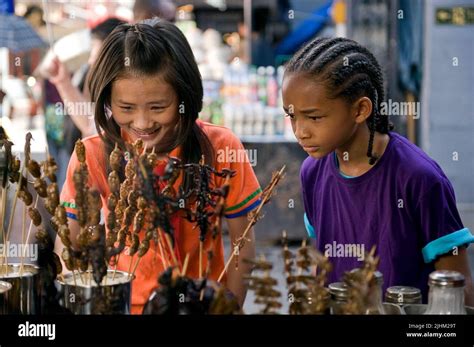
[
  {"xmin": 120, "ymin": 106, "xmax": 132, "ymax": 111},
  {"xmin": 151, "ymin": 106, "xmax": 165, "ymax": 111}
]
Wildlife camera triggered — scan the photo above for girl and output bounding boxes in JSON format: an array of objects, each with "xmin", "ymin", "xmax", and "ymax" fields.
[
  {"xmin": 54, "ymin": 19, "xmax": 261, "ymax": 314},
  {"xmin": 282, "ymin": 37, "xmax": 474, "ymax": 304}
]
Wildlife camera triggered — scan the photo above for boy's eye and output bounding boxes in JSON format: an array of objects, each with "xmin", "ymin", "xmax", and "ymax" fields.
[
  {"xmin": 309, "ymin": 116, "xmax": 323, "ymax": 121},
  {"xmin": 284, "ymin": 113, "xmax": 294, "ymax": 119}
]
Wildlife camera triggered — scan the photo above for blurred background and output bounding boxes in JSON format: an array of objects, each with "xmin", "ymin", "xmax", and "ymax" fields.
[{"xmin": 0, "ymin": 0, "xmax": 472, "ymax": 312}]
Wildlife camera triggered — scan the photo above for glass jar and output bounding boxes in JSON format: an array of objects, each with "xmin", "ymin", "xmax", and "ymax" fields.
[
  {"xmin": 328, "ymin": 282, "xmax": 349, "ymax": 315},
  {"xmin": 365, "ymin": 271, "xmax": 386, "ymax": 315},
  {"xmin": 425, "ymin": 270, "xmax": 466, "ymax": 315},
  {"xmin": 385, "ymin": 286, "xmax": 422, "ymax": 306}
]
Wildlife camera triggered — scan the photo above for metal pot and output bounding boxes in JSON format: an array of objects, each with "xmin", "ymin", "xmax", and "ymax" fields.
[
  {"xmin": 0, "ymin": 280, "xmax": 12, "ymax": 314},
  {"xmin": 55, "ymin": 270, "xmax": 132, "ymax": 314},
  {"xmin": 0, "ymin": 263, "xmax": 41, "ymax": 314}
]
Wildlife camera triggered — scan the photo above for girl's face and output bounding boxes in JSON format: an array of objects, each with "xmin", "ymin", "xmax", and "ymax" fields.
[
  {"xmin": 110, "ymin": 75, "xmax": 179, "ymax": 149},
  {"xmin": 282, "ymin": 72, "xmax": 361, "ymax": 159}
]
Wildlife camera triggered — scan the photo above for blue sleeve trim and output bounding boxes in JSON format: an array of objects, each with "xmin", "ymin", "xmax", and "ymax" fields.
[
  {"xmin": 422, "ymin": 228, "xmax": 474, "ymax": 263},
  {"xmin": 66, "ymin": 212, "xmax": 78, "ymax": 221},
  {"xmin": 225, "ymin": 199, "xmax": 261, "ymax": 219},
  {"xmin": 304, "ymin": 213, "xmax": 316, "ymax": 239}
]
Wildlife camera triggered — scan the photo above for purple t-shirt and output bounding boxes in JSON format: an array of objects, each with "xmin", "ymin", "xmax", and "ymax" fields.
[{"xmin": 300, "ymin": 132, "xmax": 473, "ymax": 301}]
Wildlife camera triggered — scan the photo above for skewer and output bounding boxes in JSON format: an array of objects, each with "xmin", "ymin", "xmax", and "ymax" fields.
[
  {"xmin": 199, "ymin": 241, "xmax": 203, "ymax": 278},
  {"xmin": 112, "ymin": 254, "xmax": 121, "ymax": 280},
  {"xmin": 0, "ymin": 186, "xmax": 8, "ymax": 274},
  {"xmin": 181, "ymin": 253, "xmax": 190, "ymax": 277},
  {"xmin": 20, "ymin": 195, "xmax": 40, "ymax": 275},
  {"xmin": 19, "ymin": 203, "xmax": 27, "ymax": 276},
  {"xmin": 1, "ymin": 164, "xmax": 26, "ymax": 274},
  {"xmin": 127, "ymin": 254, "xmax": 134, "ymax": 277},
  {"xmin": 156, "ymin": 231, "xmax": 169, "ymax": 269},
  {"xmin": 130, "ymin": 257, "xmax": 141, "ymax": 280},
  {"xmin": 164, "ymin": 233, "xmax": 179, "ymax": 268},
  {"xmin": 217, "ymin": 165, "xmax": 286, "ymax": 282}
]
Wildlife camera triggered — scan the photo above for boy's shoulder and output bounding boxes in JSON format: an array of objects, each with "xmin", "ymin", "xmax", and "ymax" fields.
[{"xmin": 389, "ymin": 132, "xmax": 447, "ymax": 182}]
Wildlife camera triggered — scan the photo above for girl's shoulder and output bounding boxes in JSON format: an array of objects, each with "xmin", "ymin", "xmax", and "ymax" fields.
[{"xmin": 197, "ymin": 120, "xmax": 242, "ymax": 149}]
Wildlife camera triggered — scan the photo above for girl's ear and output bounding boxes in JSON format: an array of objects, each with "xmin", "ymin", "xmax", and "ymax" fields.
[{"xmin": 352, "ymin": 96, "xmax": 373, "ymax": 124}]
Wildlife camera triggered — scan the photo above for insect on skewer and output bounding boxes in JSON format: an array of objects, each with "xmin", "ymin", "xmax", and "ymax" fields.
[{"xmin": 217, "ymin": 165, "xmax": 286, "ymax": 282}]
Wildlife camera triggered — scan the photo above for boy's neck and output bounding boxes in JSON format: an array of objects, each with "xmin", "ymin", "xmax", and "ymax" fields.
[{"xmin": 335, "ymin": 124, "xmax": 390, "ymax": 177}]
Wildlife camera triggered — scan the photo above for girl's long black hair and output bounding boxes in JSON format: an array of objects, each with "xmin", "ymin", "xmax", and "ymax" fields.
[{"xmin": 88, "ymin": 18, "xmax": 214, "ymax": 188}]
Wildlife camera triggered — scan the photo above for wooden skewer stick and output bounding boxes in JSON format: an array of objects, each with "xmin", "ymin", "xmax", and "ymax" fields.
[
  {"xmin": 1, "ymin": 165, "xmax": 26, "ymax": 274},
  {"xmin": 127, "ymin": 254, "xmax": 134, "ymax": 277},
  {"xmin": 130, "ymin": 257, "xmax": 142, "ymax": 280},
  {"xmin": 181, "ymin": 253, "xmax": 190, "ymax": 277},
  {"xmin": 19, "ymin": 203, "xmax": 27, "ymax": 276},
  {"xmin": 0, "ymin": 186, "xmax": 8, "ymax": 275},
  {"xmin": 198, "ymin": 241, "xmax": 203, "ymax": 278},
  {"xmin": 217, "ymin": 165, "xmax": 286, "ymax": 282},
  {"xmin": 112, "ymin": 254, "xmax": 121, "ymax": 280},
  {"xmin": 156, "ymin": 231, "xmax": 169, "ymax": 269},
  {"xmin": 164, "ymin": 233, "xmax": 179, "ymax": 269},
  {"xmin": 72, "ymin": 270, "xmax": 77, "ymax": 286},
  {"xmin": 20, "ymin": 194, "xmax": 39, "ymax": 276}
]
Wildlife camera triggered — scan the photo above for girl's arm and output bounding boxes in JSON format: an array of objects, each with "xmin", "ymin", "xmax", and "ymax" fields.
[
  {"xmin": 53, "ymin": 218, "xmax": 81, "ymax": 273},
  {"xmin": 434, "ymin": 247, "xmax": 474, "ymax": 306},
  {"xmin": 225, "ymin": 215, "xmax": 256, "ymax": 308}
]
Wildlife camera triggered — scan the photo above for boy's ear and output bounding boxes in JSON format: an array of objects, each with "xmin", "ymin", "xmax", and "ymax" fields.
[{"xmin": 353, "ymin": 96, "xmax": 373, "ymax": 124}]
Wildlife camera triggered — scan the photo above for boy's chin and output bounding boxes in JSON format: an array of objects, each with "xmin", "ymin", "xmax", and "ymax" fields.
[{"xmin": 306, "ymin": 149, "xmax": 329, "ymax": 159}]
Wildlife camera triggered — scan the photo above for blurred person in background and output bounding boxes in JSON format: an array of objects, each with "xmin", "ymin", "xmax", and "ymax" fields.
[
  {"xmin": 45, "ymin": 17, "xmax": 127, "ymax": 188},
  {"xmin": 237, "ymin": 7, "xmax": 275, "ymax": 66},
  {"xmin": 133, "ymin": 0, "xmax": 176, "ymax": 22}
]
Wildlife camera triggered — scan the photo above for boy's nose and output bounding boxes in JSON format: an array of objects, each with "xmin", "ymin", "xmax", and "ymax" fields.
[{"xmin": 294, "ymin": 121, "xmax": 310, "ymax": 140}]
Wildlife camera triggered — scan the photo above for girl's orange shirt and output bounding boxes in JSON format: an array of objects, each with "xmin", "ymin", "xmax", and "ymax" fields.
[{"xmin": 60, "ymin": 121, "xmax": 261, "ymax": 314}]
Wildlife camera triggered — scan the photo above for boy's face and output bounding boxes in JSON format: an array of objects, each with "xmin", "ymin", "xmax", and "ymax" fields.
[
  {"xmin": 110, "ymin": 75, "xmax": 179, "ymax": 149},
  {"xmin": 282, "ymin": 72, "xmax": 359, "ymax": 159}
]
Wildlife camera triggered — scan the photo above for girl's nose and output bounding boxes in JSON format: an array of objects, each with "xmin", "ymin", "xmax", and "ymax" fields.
[{"xmin": 132, "ymin": 111, "xmax": 154, "ymax": 130}]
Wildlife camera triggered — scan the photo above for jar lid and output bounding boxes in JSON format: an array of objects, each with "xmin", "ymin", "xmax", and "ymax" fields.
[
  {"xmin": 328, "ymin": 282, "xmax": 348, "ymax": 300},
  {"xmin": 348, "ymin": 269, "xmax": 384, "ymax": 285},
  {"xmin": 0, "ymin": 280, "xmax": 12, "ymax": 294},
  {"xmin": 429, "ymin": 270, "xmax": 465, "ymax": 288},
  {"xmin": 385, "ymin": 286, "xmax": 421, "ymax": 303}
]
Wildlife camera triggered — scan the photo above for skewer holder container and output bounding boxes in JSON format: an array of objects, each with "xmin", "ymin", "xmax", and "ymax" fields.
[{"xmin": 55, "ymin": 270, "xmax": 132, "ymax": 314}]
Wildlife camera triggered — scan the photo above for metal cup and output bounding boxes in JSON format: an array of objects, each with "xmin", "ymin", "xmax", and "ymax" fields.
[
  {"xmin": 0, "ymin": 263, "xmax": 41, "ymax": 314},
  {"xmin": 0, "ymin": 280, "xmax": 12, "ymax": 314},
  {"xmin": 55, "ymin": 270, "xmax": 132, "ymax": 314}
]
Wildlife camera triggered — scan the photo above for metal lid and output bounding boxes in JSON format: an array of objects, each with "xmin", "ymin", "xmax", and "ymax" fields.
[
  {"xmin": 385, "ymin": 286, "xmax": 421, "ymax": 304},
  {"xmin": 328, "ymin": 282, "xmax": 348, "ymax": 300},
  {"xmin": 0, "ymin": 280, "xmax": 12, "ymax": 294},
  {"xmin": 348, "ymin": 269, "xmax": 384, "ymax": 285},
  {"xmin": 429, "ymin": 270, "xmax": 465, "ymax": 288}
]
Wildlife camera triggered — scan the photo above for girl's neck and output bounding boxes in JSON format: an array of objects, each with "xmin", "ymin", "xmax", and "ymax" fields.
[{"xmin": 335, "ymin": 124, "xmax": 390, "ymax": 177}]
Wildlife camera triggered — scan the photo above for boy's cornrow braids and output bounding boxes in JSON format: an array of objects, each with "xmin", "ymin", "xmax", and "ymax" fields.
[
  {"xmin": 288, "ymin": 37, "xmax": 326, "ymax": 71},
  {"xmin": 303, "ymin": 37, "xmax": 350, "ymax": 71},
  {"xmin": 309, "ymin": 42, "xmax": 362, "ymax": 74},
  {"xmin": 287, "ymin": 37, "xmax": 393, "ymax": 164},
  {"xmin": 367, "ymin": 89, "xmax": 379, "ymax": 165}
]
